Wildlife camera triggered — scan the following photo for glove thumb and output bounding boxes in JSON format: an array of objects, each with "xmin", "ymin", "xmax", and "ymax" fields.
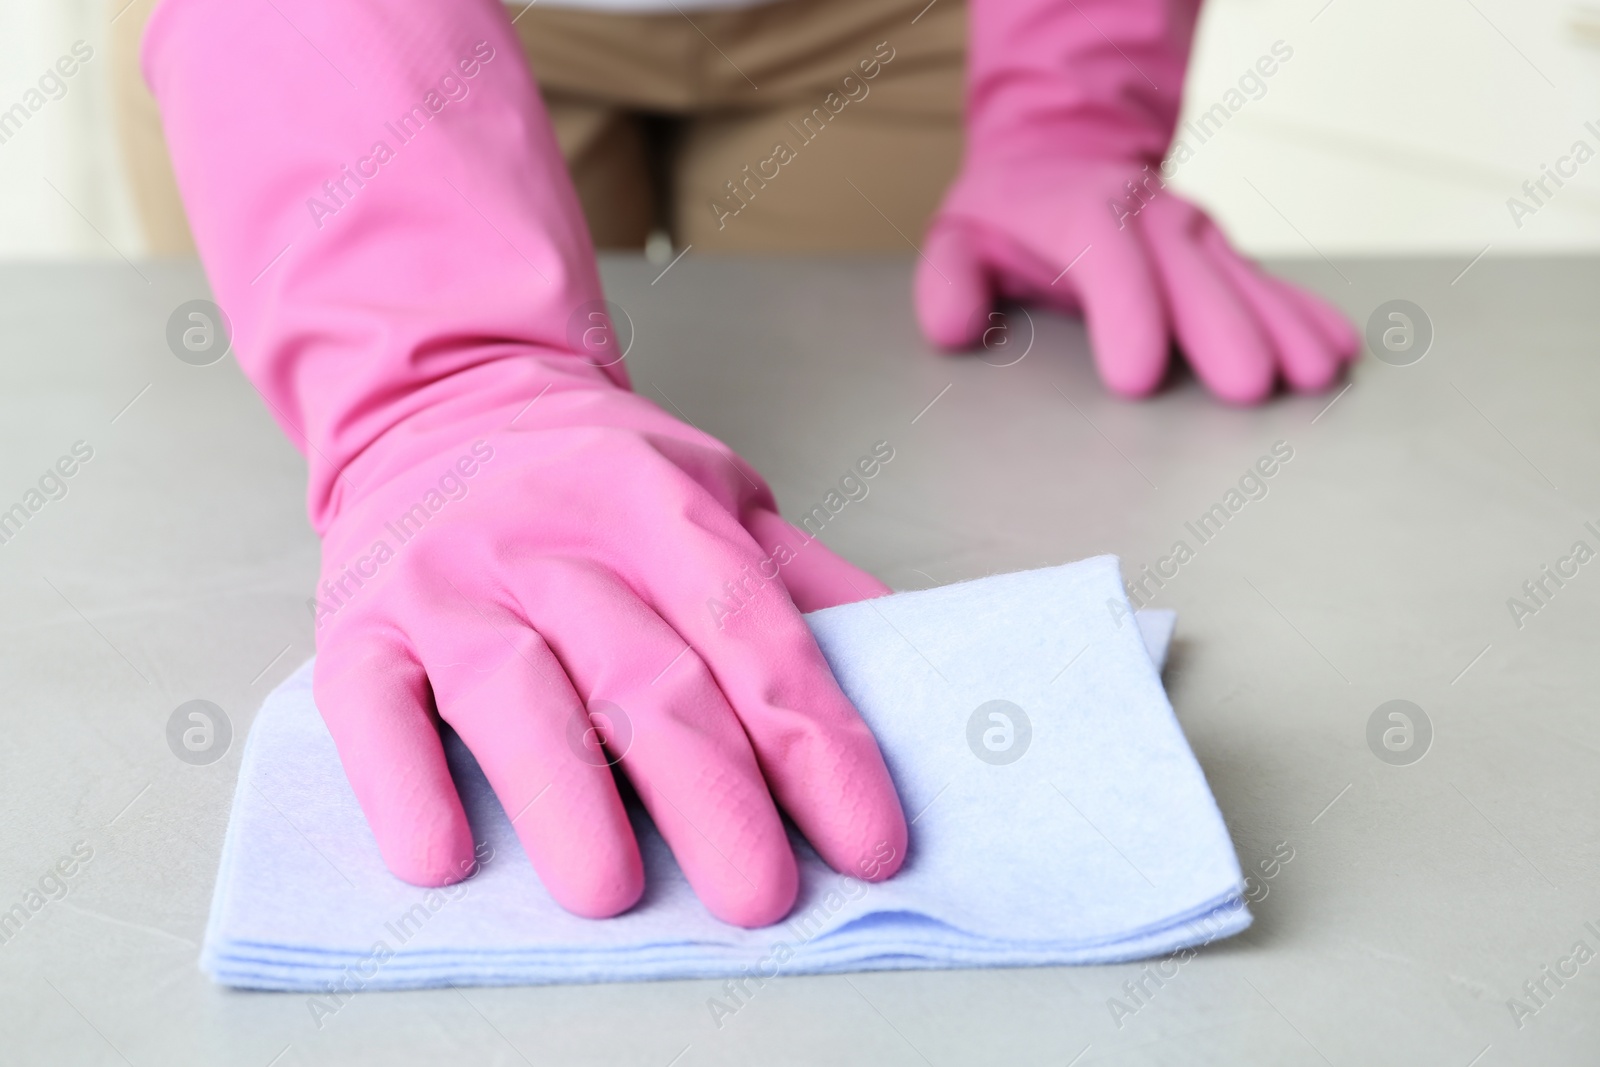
[{"xmin": 914, "ymin": 220, "xmax": 992, "ymax": 350}]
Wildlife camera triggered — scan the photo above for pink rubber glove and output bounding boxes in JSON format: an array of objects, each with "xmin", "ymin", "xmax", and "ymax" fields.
[
  {"xmin": 918, "ymin": 0, "xmax": 1359, "ymax": 404},
  {"xmin": 143, "ymin": 0, "xmax": 906, "ymax": 926}
]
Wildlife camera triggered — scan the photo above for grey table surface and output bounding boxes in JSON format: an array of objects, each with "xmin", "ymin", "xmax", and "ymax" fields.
[{"xmin": 1, "ymin": 253, "xmax": 1596, "ymax": 1066}]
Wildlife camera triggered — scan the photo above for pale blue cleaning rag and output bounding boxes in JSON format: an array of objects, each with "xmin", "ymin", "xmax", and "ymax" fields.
[{"xmin": 201, "ymin": 556, "xmax": 1248, "ymax": 990}]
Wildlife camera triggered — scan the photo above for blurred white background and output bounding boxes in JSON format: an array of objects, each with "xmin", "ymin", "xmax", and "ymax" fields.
[{"xmin": 2, "ymin": 0, "xmax": 1599, "ymax": 259}]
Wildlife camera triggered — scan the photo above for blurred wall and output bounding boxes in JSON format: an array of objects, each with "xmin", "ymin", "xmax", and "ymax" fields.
[
  {"xmin": 1, "ymin": 0, "xmax": 1598, "ymax": 259},
  {"xmin": 0, "ymin": 0, "xmax": 142, "ymax": 259},
  {"xmin": 1172, "ymin": 0, "xmax": 1600, "ymax": 254}
]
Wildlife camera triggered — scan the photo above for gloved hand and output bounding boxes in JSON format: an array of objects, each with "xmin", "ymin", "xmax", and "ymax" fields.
[
  {"xmin": 143, "ymin": 0, "xmax": 905, "ymax": 926},
  {"xmin": 917, "ymin": 0, "xmax": 1358, "ymax": 404},
  {"xmin": 303, "ymin": 367, "xmax": 907, "ymax": 928}
]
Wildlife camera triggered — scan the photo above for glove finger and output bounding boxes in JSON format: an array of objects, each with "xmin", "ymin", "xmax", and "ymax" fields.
[
  {"xmin": 1273, "ymin": 276, "xmax": 1361, "ymax": 361},
  {"xmin": 514, "ymin": 557, "xmax": 800, "ymax": 928},
  {"xmin": 915, "ymin": 221, "xmax": 994, "ymax": 350},
  {"xmin": 1200, "ymin": 224, "xmax": 1341, "ymax": 393},
  {"xmin": 1139, "ymin": 198, "xmax": 1275, "ymax": 404},
  {"xmin": 312, "ymin": 631, "xmax": 478, "ymax": 888},
  {"xmin": 1061, "ymin": 212, "xmax": 1170, "ymax": 398},
  {"xmin": 628, "ymin": 508, "xmax": 907, "ymax": 887},
  {"xmin": 407, "ymin": 582, "xmax": 644, "ymax": 920},
  {"xmin": 744, "ymin": 506, "xmax": 891, "ymax": 612}
]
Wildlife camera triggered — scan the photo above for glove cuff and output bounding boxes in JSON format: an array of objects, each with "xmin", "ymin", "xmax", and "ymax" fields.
[
  {"xmin": 142, "ymin": 0, "xmax": 623, "ymax": 533},
  {"xmin": 962, "ymin": 0, "xmax": 1200, "ymax": 169}
]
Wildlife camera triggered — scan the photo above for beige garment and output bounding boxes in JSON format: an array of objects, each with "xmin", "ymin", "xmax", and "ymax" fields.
[{"xmin": 110, "ymin": 0, "xmax": 964, "ymax": 254}]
